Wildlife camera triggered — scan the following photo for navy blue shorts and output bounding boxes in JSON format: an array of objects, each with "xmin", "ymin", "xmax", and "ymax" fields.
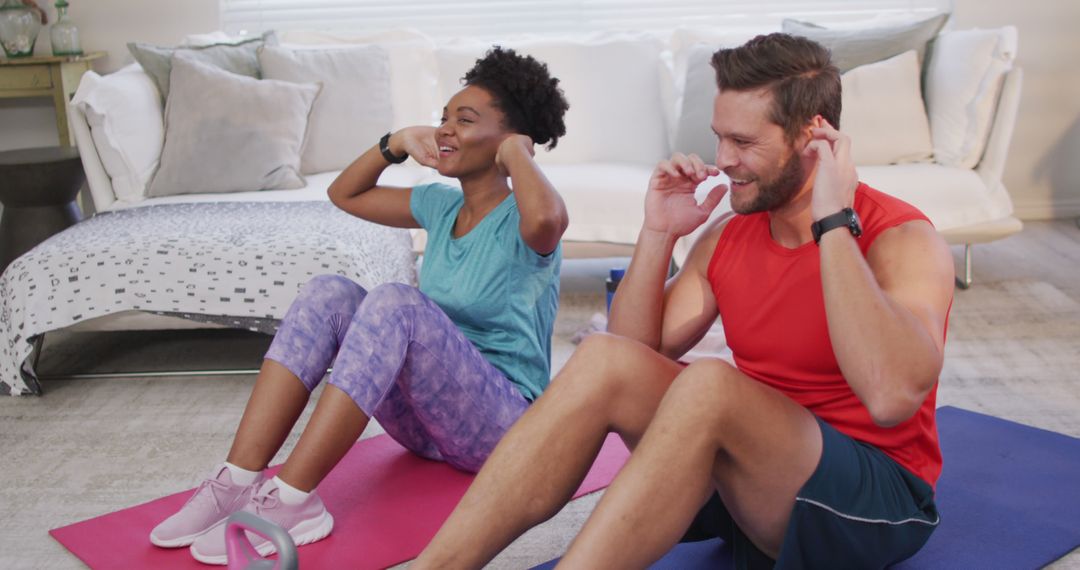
[{"xmin": 682, "ymin": 417, "xmax": 940, "ymax": 569}]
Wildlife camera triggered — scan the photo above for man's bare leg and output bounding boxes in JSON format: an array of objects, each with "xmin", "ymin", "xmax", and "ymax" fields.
[
  {"xmin": 558, "ymin": 358, "xmax": 822, "ymax": 568},
  {"xmin": 412, "ymin": 334, "xmax": 685, "ymax": 569}
]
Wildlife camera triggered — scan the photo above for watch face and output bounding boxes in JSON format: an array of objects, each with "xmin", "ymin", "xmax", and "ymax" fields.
[{"xmin": 847, "ymin": 208, "xmax": 863, "ymax": 238}]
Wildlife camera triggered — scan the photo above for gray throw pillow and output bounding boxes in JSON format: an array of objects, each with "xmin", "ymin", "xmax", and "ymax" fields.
[
  {"xmin": 147, "ymin": 54, "xmax": 321, "ymax": 198},
  {"xmin": 259, "ymin": 46, "xmax": 394, "ymax": 175},
  {"xmin": 128, "ymin": 31, "xmax": 277, "ymax": 101},
  {"xmin": 782, "ymin": 14, "xmax": 949, "ymax": 73}
]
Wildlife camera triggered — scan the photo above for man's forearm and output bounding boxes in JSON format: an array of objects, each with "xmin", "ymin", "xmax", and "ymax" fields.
[
  {"xmin": 818, "ymin": 230, "xmax": 942, "ymax": 425},
  {"xmin": 607, "ymin": 228, "xmax": 679, "ymax": 349}
]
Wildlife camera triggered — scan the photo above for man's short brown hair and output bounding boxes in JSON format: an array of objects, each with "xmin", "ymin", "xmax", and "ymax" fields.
[{"xmin": 711, "ymin": 33, "xmax": 841, "ymax": 143}]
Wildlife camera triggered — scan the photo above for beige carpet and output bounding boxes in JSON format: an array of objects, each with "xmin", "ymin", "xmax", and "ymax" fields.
[{"xmin": 0, "ymin": 279, "xmax": 1078, "ymax": 569}]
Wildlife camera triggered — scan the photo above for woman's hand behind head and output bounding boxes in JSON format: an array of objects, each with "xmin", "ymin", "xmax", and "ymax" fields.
[
  {"xmin": 394, "ymin": 126, "xmax": 440, "ymax": 168},
  {"xmin": 495, "ymin": 134, "xmax": 535, "ymax": 177}
]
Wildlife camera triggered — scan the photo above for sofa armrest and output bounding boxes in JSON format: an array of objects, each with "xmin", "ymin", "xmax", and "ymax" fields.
[
  {"xmin": 975, "ymin": 66, "xmax": 1023, "ymax": 189},
  {"xmin": 67, "ymin": 102, "xmax": 116, "ymax": 213}
]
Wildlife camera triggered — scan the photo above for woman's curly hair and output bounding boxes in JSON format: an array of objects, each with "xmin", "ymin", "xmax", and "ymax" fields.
[{"xmin": 463, "ymin": 47, "xmax": 569, "ymax": 150}]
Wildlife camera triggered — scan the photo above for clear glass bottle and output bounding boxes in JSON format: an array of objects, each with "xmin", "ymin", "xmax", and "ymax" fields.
[
  {"xmin": 50, "ymin": 0, "xmax": 80, "ymax": 56},
  {"xmin": 0, "ymin": 0, "xmax": 42, "ymax": 58}
]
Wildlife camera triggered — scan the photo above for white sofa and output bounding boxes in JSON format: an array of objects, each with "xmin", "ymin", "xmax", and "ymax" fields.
[
  {"xmin": 70, "ymin": 20, "xmax": 1022, "ymax": 289},
  {"xmin": 0, "ymin": 17, "xmax": 1022, "ymax": 394}
]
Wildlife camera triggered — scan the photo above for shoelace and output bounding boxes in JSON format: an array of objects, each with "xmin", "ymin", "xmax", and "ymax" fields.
[
  {"xmin": 251, "ymin": 489, "xmax": 281, "ymax": 516},
  {"xmin": 186, "ymin": 475, "xmax": 233, "ymax": 512}
]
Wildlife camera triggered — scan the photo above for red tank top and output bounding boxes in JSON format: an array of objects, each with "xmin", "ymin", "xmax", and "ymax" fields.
[{"xmin": 706, "ymin": 184, "xmax": 944, "ymax": 486}]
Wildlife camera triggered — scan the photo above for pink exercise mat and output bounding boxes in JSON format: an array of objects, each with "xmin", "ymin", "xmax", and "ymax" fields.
[{"xmin": 50, "ymin": 433, "xmax": 630, "ymax": 569}]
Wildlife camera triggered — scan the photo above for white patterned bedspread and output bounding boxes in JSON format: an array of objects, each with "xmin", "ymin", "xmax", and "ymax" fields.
[{"xmin": 0, "ymin": 201, "xmax": 417, "ymax": 396}]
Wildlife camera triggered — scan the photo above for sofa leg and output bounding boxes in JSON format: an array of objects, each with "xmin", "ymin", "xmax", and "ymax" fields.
[{"xmin": 955, "ymin": 244, "xmax": 973, "ymax": 290}]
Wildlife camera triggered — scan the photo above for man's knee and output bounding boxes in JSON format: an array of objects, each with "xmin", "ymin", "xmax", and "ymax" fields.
[
  {"xmin": 664, "ymin": 358, "xmax": 743, "ymax": 430},
  {"xmin": 550, "ymin": 332, "xmax": 664, "ymax": 404}
]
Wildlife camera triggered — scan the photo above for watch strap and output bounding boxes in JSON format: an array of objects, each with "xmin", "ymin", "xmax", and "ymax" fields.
[
  {"xmin": 812, "ymin": 208, "xmax": 859, "ymax": 244},
  {"xmin": 379, "ymin": 132, "xmax": 408, "ymax": 164}
]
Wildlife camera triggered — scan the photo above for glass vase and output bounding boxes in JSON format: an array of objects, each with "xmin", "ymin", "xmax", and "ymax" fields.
[
  {"xmin": 0, "ymin": 0, "xmax": 42, "ymax": 58},
  {"xmin": 50, "ymin": 0, "xmax": 80, "ymax": 56}
]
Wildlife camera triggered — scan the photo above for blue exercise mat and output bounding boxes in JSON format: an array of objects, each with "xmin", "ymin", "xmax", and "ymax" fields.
[{"xmin": 533, "ymin": 406, "xmax": 1080, "ymax": 569}]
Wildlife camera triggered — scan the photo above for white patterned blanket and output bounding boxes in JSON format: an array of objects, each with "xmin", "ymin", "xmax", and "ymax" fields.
[{"xmin": 0, "ymin": 201, "xmax": 417, "ymax": 395}]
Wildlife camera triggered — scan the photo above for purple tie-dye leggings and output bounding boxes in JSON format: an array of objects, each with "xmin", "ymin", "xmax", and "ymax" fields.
[{"xmin": 264, "ymin": 275, "xmax": 530, "ymax": 473}]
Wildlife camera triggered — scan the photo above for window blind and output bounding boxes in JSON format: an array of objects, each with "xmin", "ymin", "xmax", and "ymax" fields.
[{"xmin": 220, "ymin": 0, "xmax": 954, "ymax": 38}]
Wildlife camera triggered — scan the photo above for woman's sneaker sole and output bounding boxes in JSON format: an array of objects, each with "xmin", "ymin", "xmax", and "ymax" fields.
[{"xmin": 189, "ymin": 510, "xmax": 335, "ymax": 565}]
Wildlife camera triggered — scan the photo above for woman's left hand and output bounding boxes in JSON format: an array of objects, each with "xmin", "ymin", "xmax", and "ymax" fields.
[{"xmin": 496, "ymin": 134, "xmax": 536, "ymax": 177}]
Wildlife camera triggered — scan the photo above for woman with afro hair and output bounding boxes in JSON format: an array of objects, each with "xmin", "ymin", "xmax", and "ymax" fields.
[{"xmin": 150, "ymin": 47, "xmax": 570, "ymax": 562}]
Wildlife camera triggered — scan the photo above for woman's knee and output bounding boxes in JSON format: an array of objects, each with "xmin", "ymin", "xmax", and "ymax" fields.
[
  {"xmin": 294, "ymin": 274, "xmax": 366, "ymax": 315},
  {"xmin": 361, "ymin": 282, "xmax": 425, "ymax": 313}
]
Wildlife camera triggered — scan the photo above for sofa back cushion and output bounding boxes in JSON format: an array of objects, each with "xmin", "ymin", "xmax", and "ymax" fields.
[
  {"xmin": 781, "ymin": 13, "xmax": 949, "ymax": 73},
  {"xmin": 260, "ymin": 46, "xmax": 394, "ymax": 174},
  {"xmin": 128, "ymin": 31, "xmax": 277, "ymax": 102},
  {"xmin": 673, "ymin": 46, "xmax": 934, "ymax": 167},
  {"xmin": 72, "ymin": 64, "xmax": 164, "ymax": 203},
  {"xmin": 925, "ymin": 26, "xmax": 1018, "ymax": 169},
  {"xmin": 436, "ymin": 34, "xmax": 670, "ymax": 166},
  {"xmin": 280, "ymin": 29, "xmax": 441, "ymax": 131},
  {"xmin": 147, "ymin": 55, "xmax": 320, "ymax": 197}
]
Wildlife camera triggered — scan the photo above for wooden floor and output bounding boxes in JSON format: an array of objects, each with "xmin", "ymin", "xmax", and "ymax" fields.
[{"xmin": 963, "ymin": 218, "xmax": 1080, "ymax": 300}]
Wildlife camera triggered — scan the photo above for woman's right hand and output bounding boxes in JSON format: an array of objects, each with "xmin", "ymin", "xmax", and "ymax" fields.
[
  {"xmin": 643, "ymin": 153, "xmax": 727, "ymax": 238},
  {"xmin": 391, "ymin": 126, "xmax": 440, "ymax": 168}
]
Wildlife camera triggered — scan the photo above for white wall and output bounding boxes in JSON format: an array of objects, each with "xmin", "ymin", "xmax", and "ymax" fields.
[
  {"xmin": 0, "ymin": 0, "xmax": 218, "ymax": 151},
  {"xmin": 1, "ymin": 1, "xmax": 1078, "ymax": 219},
  {"xmin": 952, "ymin": 0, "xmax": 1080, "ymax": 219}
]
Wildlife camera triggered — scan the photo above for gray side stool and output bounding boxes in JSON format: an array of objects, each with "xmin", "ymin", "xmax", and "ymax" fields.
[{"xmin": 0, "ymin": 146, "xmax": 85, "ymax": 274}]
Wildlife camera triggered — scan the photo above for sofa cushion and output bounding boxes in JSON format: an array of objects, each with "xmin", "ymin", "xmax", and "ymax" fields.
[
  {"xmin": 782, "ymin": 13, "xmax": 948, "ymax": 73},
  {"xmin": 260, "ymin": 45, "xmax": 394, "ymax": 174},
  {"xmin": 128, "ymin": 31, "xmax": 276, "ymax": 102},
  {"xmin": 436, "ymin": 34, "xmax": 670, "ymax": 166},
  {"xmin": 280, "ymin": 29, "xmax": 441, "ymax": 130},
  {"xmin": 925, "ymin": 27, "xmax": 1017, "ymax": 169},
  {"xmin": 147, "ymin": 55, "xmax": 320, "ymax": 198},
  {"xmin": 858, "ymin": 164, "xmax": 1013, "ymax": 232},
  {"xmin": 72, "ymin": 64, "xmax": 163, "ymax": 203},
  {"xmin": 415, "ymin": 163, "xmax": 655, "ymax": 246},
  {"xmin": 672, "ymin": 45, "xmax": 718, "ymax": 162},
  {"xmin": 675, "ymin": 47, "xmax": 934, "ymax": 167},
  {"xmin": 841, "ymin": 50, "xmax": 933, "ymax": 165}
]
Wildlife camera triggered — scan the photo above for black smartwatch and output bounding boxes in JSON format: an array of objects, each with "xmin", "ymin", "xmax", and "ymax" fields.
[
  {"xmin": 811, "ymin": 207, "xmax": 862, "ymax": 244},
  {"xmin": 379, "ymin": 132, "xmax": 408, "ymax": 164}
]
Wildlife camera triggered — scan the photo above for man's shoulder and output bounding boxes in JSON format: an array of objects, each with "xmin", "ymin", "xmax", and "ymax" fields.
[{"xmin": 854, "ymin": 183, "xmax": 928, "ymax": 222}]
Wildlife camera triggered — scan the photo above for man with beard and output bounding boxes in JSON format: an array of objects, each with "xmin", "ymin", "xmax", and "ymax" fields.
[{"xmin": 413, "ymin": 33, "xmax": 955, "ymax": 569}]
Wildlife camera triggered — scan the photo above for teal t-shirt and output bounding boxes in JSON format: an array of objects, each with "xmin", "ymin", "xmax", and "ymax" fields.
[{"xmin": 410, "ymin": 183, "xmax": 561, "ymax": 400}]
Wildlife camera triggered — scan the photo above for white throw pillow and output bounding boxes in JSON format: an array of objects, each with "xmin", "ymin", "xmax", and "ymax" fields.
[
  {"xmin": 841, "ymin": 50, "xmax": 934, "ymax": 165},
  {"xmin": 925, "ymin": 27, "xmax": 1017, "ymax": 169},
  {"xmin": 436, "ymin": 34, "xmax": 670, "ymax": 166},
  {"xmin": 72, "ymin": 64, "xmax": 164, "ymax": 203},
  {"xmin": 260, "ymin": 46, "xmax": 394, "ymax": 174},
  {"xmin": 147, "ymin": 55, "xmax": 321, "ymax": 197},
  {"xmin": 281, "ymin": 29, "xmax": 440, "ymax": 130}
]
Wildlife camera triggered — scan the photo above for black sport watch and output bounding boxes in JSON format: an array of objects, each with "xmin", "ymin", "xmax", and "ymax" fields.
[
  {"xmin": 379, "ymin": 132, "xmax": 409, "ymax": 164},
  {"xmin": 811, "ymin": 207, "xmax": 862, "ymax": 244}
]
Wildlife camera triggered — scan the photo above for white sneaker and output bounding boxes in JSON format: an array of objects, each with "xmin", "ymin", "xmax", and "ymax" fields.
[
  {"xmin": 189, "ymin": 478, "xmax": 334, "ymax": 565},
  {"xmin": 149, "ymin": 465, "xmax": 264, "ymax": 548}
]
